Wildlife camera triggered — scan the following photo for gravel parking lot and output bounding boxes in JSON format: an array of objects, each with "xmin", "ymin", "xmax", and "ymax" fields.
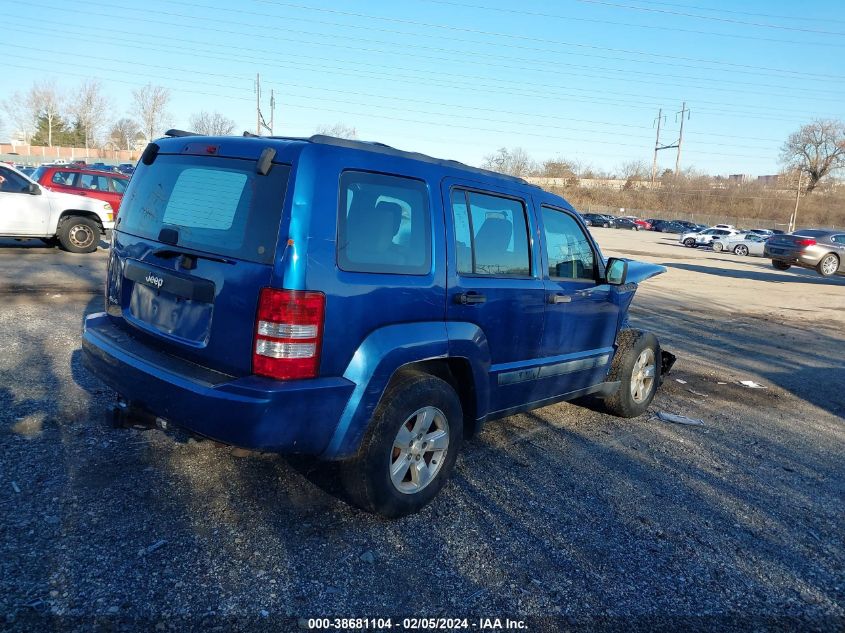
[{"xmin": 1, "ymin": 233, "xmax": 843, "ymax": 631}]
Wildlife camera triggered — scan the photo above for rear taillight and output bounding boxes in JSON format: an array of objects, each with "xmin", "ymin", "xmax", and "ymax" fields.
[
  {"xmin": 795, "ymin": 238, "xmax": 817, "ymax": 247},
  {"xmin": 253, "ymin": 289, "xmax": 325, "ymax": 380}
]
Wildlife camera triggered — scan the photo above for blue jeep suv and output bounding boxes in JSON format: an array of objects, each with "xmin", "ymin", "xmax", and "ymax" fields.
[{"xmin": 82, "ymin": 132, "xmax": 669, "ymax": 517}]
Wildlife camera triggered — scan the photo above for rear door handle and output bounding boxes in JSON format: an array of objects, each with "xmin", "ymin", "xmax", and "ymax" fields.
[
  {"xmin": 548, "ymin": 293, "xmax": 572, "ymax": 304},
  {"xmin": 454, "ymin": 292, "xmax": 486, "ymax": 305}
]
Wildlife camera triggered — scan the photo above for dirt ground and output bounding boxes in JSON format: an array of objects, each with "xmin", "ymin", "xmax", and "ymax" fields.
[{"xmin": 0, "ymin": 234, "xmax": 843, "ymax": 631}]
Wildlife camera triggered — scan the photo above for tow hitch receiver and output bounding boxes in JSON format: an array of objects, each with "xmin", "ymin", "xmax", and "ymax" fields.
[{"xmin": 110, "ymin": 399, "xmax": 165, "ymax": 430}]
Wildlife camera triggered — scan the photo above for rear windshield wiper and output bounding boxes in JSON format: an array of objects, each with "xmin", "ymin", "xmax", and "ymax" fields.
[{"xmin": 151, "ymin": 247, "xmax": 235, "ymax": 267}]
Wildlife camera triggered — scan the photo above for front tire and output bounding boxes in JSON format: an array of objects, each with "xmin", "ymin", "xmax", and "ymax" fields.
[
  {"xmin": 683, "ymin": 238, "xmax": 697, "ymax": 247},
  {"xmin": 734, "ymin": 244, "xmax": 749, "ymax": 256},
  {"xmin": 57, "ymin": 216, "xmax": 100, "ymax": 253},
  {"xmin": 602, "ymin": 330, "xmax": 660, "ymax": 418},
  {"xmin": 817, "ymin": 253, "xmax": 839, "ymax": 277},
  {"xmin": 339, "ymin": 371, "xmax": 463, "ymax": 518},
  {"xmin": 712, "ymin": 242, "xmax": 723, "ymax": 252}
]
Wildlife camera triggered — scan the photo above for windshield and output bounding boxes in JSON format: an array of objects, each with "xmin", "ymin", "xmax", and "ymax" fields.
[{"xmin": 117, "ymin": 154, "xmax": 290, "ymax": 265}]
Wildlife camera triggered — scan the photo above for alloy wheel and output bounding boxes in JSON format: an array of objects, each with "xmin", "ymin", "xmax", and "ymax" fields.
[
  {"xmin": 630, "ymin": 348, "xmax": 656, "ymax": 404},
  {"xmin": 390, "ymin": 406, "xmax": 450, "ymax": 495}
]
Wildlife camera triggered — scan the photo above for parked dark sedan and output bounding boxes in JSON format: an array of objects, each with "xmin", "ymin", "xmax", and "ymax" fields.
[
  {"xmin": 612, "ymin": 217, "xmax": 642, "ymax": 230},
  {"xmin": 765, "ymin": 229, "xmax": 845, "ymax": 278},
  {"xmin": 581, "ymin": 213, "xmax": 613, "ymax": 227},
  {"xmin": 650, "ymin": 219, "xmax": 687, "ymax": 234}
]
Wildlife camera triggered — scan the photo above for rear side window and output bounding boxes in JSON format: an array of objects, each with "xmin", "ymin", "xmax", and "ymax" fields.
[
  {"xmin": 541, "ymin": 206, "xmax": 596, "ymax": 280},
  {"xmin": 337, "ymin": 171, "xmax": 431, "ymax": 275},
  {"xmin": 118, "ymin": 154, "xmax": 290, "ymax": 264},
  {"xmin": 78, "ymin": 173, "xmax": 109, "ymax": 191},
  {"xmin": 451, "ymin": 189, "xmax": 531, "ymax": 276},
  {"xmin": 111, "ymin": 178, "xmax": 128, "ymax": 194}
]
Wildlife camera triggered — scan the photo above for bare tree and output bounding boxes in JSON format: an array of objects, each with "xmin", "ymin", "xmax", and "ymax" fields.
[
  {"xmin": 110, "ymin": 117, "xmax": 142, "ymax": 150},
  {"xmin": 1, "ymin": 91, "xmax": 37, "ymax": 143},
  {"xmin": 780, "ymin": 119, "xmax": 845, "ymax": 193},
  {"xmin": 481, "ymin": 147, "xmax": 536, "ymax": 177},
  {"xmin": 189, "ymin": 111, "xmax": 236, "ymax": 136},
  {"xmin": 618, "ymin": 159, "xmax": 648, "ymax": 189},
  {"xmin": 539, "ymin": 157, "xmax": 577, "ymax": 178},
  {"xmin": 27, "ymin": 82, "xmax": 64, "ymax": 147},
  {"xmin": 314, "ymin": 122, "xmax": 358, "ymax": 139},
  {"xmin": 133, "ymin": 83, "xmax": 171, "ymax": 142},
  {"xmin": 68, "ymin": 80, "xmax": 109, "ymax": 151}
]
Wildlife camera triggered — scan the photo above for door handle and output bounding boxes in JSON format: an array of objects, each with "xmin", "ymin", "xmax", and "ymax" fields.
[
  {"xmin": 454, "ymin": 292, "xmax": 486, "ymax": 305},
  {"xmin": 548, "ymin": 293, "xmax": 572, "ymax": 304}
]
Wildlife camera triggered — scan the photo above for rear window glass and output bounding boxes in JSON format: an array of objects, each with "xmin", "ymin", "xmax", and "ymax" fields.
[
  {"xmin": 117, "ymin": 154, "xmax": 290, "ymax": 264},
  {"xmin": 337, "ymin": 171, "xmax": 431, "ymax": 275}
]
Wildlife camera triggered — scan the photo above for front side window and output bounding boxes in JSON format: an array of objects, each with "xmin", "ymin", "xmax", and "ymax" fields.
[
  {"xmin": 0, "ymin": 167, "xmax": 30, "ymax": 194},
  {"xmin": 542, "ymin": 206, "xmax": 596, "ymax": 280},
  {"xmin": 451, "ymin": 189, "xmax": 531, "ymax": 276},
  {"xmin": 337, "ymin": 171, "xmax": 431, "ymax": 275},
  {"xmin": 110, "ymin": 178, "xmax": 128, "ymax": 194}
]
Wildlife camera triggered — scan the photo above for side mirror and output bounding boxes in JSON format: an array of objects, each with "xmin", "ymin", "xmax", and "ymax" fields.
[
  {"xmin": 28, "ymin": 182, "xmax": 41, "ymax": 195},
  {"xmin": 605, "ymin": 258, "xmax": 628, "ymax": 285}
]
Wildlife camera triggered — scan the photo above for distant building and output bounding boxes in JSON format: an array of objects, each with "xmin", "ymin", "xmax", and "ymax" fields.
[
  {"xmin": 757, "ymin": 174, "xmax": 780, "ymax": 186},
  {"xmin": 728, "ymin": 174, "xmax": 753, "ymax": 184}
]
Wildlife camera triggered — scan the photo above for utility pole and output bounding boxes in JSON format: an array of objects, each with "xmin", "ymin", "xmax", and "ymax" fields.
[
  {"xmin": 255, "ymin": 73, "xmax": 261, "ymax": 136},
  {"xmin": 254, "ymin": 74, "xmax": 276, "ymax": 136},
  {"xmin": 651, "ymin": 108, "xmax": 663, "ymax": 185},
  {"xmin": 651, "ymin": 105, "xmax": 685, "ymax": 183},
  {"xmin": 675, "ymin": 101, "xmax": 690, "ymax": 176},
  {"xmin": 789, "ymin": 170, "xmax": 802, "ymax": 233}
]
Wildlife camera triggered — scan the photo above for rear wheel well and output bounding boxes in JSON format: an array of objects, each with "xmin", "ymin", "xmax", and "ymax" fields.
[
  {"xmin": 58, "ymin": 210, "xmax": 104, "ymax": 233},
  {"xmin": 394, "ymin": 358, "xmax": 478, "ymax": 437}
]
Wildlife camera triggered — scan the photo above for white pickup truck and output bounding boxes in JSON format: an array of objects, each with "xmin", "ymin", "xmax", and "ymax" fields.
[{"xmin": 0, "ymin": 163, "xmax": 115, "ymax": 253}]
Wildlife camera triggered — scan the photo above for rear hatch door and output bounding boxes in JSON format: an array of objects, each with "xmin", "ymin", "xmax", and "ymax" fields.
[{"xmin": 109, "ymin": 151, "xmax": 291, "ymax": 376}]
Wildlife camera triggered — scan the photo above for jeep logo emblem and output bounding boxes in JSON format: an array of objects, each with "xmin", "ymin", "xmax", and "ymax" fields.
[{"xmin": 145, "ymin": 273, "xmax": 164, "ymax": 289}]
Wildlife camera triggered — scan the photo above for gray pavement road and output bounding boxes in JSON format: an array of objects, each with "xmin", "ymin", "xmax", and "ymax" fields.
[{"xmin": 0, "ymin": 236, "xmax": 843, "ymax": 631}]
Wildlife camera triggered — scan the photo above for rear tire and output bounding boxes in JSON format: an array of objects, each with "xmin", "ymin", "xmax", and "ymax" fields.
[
  {"xmin": 772, "ymin": 260, "xmax": 791, "ymax": 271},
  {"xmin": 338, "ymin": 371, "xmax": 463, "ymax": 518},
  {"xmin": 57, "ymin": 216, "xmax": 100, "ymax": 253},
  {"xmin": 712, "ymin": 242, "xmax": 723, "ymax": 252},
  {"xmin": 602, "ymin": 330, "xmax": 660, "ymax": 418},
  {"xmin": 817, "ymin": 253, "xmax": 839, "ymax": 277},
  {"xmin": 683, "ymin": 238, "xmax": 697, "ymax": 248}
]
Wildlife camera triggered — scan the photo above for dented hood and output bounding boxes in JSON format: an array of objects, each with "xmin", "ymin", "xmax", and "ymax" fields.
[{"xmin": 624, "ymin": 260, "xmax": 666, "ymax": 284}]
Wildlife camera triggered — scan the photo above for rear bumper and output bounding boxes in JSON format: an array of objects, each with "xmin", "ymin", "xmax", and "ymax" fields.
[
  {"xmin": 764, "ymin": 246, "xmax": 819, "ymax": 266},
  {"xmin": 82, "ymin": 313, "xmax": 355, "ymax": 454}
]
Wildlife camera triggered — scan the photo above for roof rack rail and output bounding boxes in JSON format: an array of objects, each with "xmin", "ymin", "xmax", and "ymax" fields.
[
  {"xmin": 164, "ymin": 129, "xmax": 198, "ymax": 138},
  {"xmin": 306, "ymin": 135, "xmax": 529, "ymax": 184}
]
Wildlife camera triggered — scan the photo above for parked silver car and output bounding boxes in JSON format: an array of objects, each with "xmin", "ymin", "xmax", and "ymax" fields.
[
  {"xmin": 679, "ymin": 227, "xmax": 739, "ymax": 248},
  {"xmin": 764, "ymin": 229, "xmax": 845, "ymax": 277},
  {"xmin": 712, "ymin": 233, "xmax": 768, "ymax": 257}
]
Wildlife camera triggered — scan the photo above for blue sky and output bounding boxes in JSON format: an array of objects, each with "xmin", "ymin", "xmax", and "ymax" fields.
[{"xmin": 1, "ymin": 0, "xmax": 843, "ymax": 176}]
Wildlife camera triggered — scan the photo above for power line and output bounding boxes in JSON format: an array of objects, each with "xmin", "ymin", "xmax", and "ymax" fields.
[
  {"xmin": 1, "ymin": 32, "xmax": 825, "ymax": 130},
  {"xmin": 2, "ymin": 58, "xmax": 782, "ymax": 162},
  {"xmin": 616, "ymin": 0, "xmax": 845, "ymax": 26},
  {"xmin": 254, "ymin": 0, "xmax": 845, "ymax": 47},
  {"xmin": 2, "ymin": 35, "xmax": 789, "ymax": 148},
  {"xmin": 6, "ymin": 9, "xmax": 842, "ymax": 121},
  {"xmin": 569, "ymin": 0, "xmax": 845, "ymax": 35},
  {"xmin": 12, "ymin": 0, "xmax": 844, "ymax": 87}
]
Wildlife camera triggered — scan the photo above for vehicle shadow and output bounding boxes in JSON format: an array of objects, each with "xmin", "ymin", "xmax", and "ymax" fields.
[{"xmin": 662, "ymin": 261, "xmax": 845, "ymax": 286}]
